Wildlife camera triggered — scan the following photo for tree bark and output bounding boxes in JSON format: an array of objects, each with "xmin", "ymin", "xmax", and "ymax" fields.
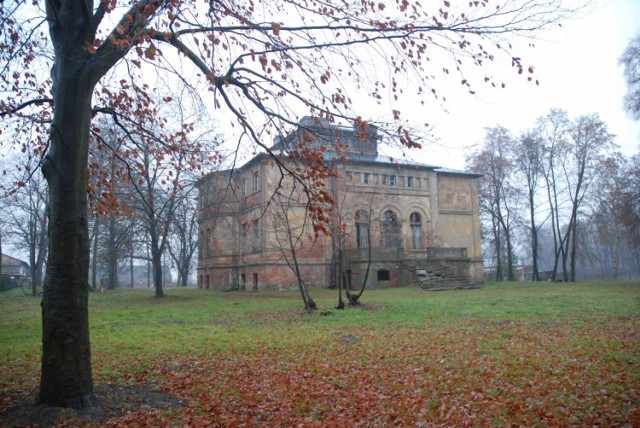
[{"xmin": 39, "ymin": 74, "xmax": 94, "ymax": 408}]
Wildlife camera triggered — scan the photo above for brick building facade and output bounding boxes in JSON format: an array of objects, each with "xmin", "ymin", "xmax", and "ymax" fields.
[{"xmin": 197, "ymin": 118, "xmax": 483, "ymax": 291}]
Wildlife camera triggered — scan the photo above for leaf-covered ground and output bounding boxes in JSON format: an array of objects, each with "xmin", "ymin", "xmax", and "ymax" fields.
[{"xmin": 1, "ymin": 282, "xmax": 638, "ymax": 426}]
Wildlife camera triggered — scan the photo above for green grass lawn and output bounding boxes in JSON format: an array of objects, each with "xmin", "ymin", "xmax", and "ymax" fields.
[{"xmin": 1, "ymin": 281, "xmax": 639, "ymax": 426}]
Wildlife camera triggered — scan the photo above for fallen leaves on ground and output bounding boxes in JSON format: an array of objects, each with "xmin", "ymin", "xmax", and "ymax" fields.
[{"xmin": 91, "ymin": 316, "xmax": 640, "ymax": 427}]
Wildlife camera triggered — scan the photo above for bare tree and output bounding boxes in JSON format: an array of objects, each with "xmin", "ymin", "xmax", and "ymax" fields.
[
  {"xmin": 271, "ymin": 179, "xmax": 317, "ymax": 311},
  {"xmin": 467, "ymin": 126, "xmax": 520, "ymax": 280},
  {"xmin": 564, "ymin": 115, "xmax": 616, "ymax": 281},
  {"xmin": 619, "ymin": 153, "xmax": 640, "ymax": 250},
  {"xmin": 580, "ymin": 155, "xmax": 627, "ymax": 279},
  {"xmin": 345, "ymin": 188, "xmax": 377, "ymax": 306},
  {"xmin": 538, "ymin": 109, "xmax": 572, "ymax": 281},
  {"xmin": 167, "ymin": 190, "xmax": 199, "ymax": 287},
  {"xmin": 0, "ymin": 155, "xmax": 48, "ymax": 295},
  {"xmin": 620, "ymin": 33, "xmax": 640, "ymax": 120},
  {"xmin": 514, "ymin": 130, "xmax": 545, "ymax": 281}
]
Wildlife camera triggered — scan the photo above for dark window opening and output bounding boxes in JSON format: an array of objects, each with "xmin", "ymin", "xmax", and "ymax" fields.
[
  {"xmin": 377, "ymin": 269, "xmax": 390, "ymax": 281},
  {"xmin": 410, "ymin": 212, "xmax": 423, "ymax": 250}
]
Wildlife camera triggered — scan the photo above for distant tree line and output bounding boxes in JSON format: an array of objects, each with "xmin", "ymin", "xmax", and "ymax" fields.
[
  {"xmin": 466, "ymin": 109, "xmax": 639, "ymax": 281},
  {"xmin": 0, "ymin": 111, "xmax": 206, "ymax": 295}
]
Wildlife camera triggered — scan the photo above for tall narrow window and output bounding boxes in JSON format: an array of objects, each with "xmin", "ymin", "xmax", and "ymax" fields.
[
  {"xmin": 206, "ymin": 228, "xmax": 212, "ymax": 256},
  {"xmin": 242, "ymin": 178, "xmax": 247, "ymax": 197},
  {"xmin": 382, "ymin": 175, "xmax": 388, "ymax": 186},
  {"xmin": 363, "ymin": 172, "xmax": 370, "ymax": 184},
  {"xmin": 407, "ymin": 176, "xmax": 413, "ymax": 188},
  {"xmin": 253, "ymin": 172, "xmax": 260, "ymax": 192},
  {"xmin": 252, "ymin": 219, "xmax": 261, "ymax": 252},
  {"xmin": 355, "ymin": 210, "xmax": 369, "ymax": 248},
  {"xmin": 390, "ymin": 175, "xmax": 397, "ymax": 187},
  {"xmin": 382, "ymin": 210, "xmax": 400, "ymax": 248},
  {"xmin": 410, "ymin": 212, "xmax": 423, "ymax": 249}
]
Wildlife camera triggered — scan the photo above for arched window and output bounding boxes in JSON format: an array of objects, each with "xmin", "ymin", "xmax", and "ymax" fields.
[
  {"xmin": 355, "ymin": 210, "xmax": 369, "ymax": 248},
  {"xmin": 410, "ymin": 212, "xmax": 423, "ymax": 249},
  {"xmin": 382, "ymin": 210, "xmax": 400, "ymax": 248}
]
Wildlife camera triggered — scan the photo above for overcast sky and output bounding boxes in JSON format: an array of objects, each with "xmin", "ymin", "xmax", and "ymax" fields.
[{"xmin": 415, "ymin": 0, "xmax": 640, "ymax": 170}]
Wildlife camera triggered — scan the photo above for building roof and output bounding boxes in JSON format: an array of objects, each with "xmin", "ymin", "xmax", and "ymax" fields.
[
  {"xmin": 200, "ymin": 118, "xmax": 481, "ymax": 180},
  {"xmin": 1, "ymin": 254, "xmax": 30, "ymax": 268}
]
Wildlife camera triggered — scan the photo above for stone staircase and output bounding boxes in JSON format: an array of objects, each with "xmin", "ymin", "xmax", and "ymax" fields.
[{"xmin": 412, "ymin": 260, "xmax": 480, "ymax": 291}]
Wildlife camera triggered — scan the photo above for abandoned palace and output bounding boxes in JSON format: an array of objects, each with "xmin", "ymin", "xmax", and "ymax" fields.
[{"xmin": 197, "ymin": 117, "xmax": 483, "ymax": 291}]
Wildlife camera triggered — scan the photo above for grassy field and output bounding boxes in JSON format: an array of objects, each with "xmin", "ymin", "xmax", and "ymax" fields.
[{"xmin": 1, "ymin": 281, "xmax": 639, "ymax": 426}]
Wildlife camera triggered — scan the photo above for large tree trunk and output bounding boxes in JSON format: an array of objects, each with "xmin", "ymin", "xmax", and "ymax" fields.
[{"xmin": 39, "ymin": 75, "xmax": 94, "ymax": 408}]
